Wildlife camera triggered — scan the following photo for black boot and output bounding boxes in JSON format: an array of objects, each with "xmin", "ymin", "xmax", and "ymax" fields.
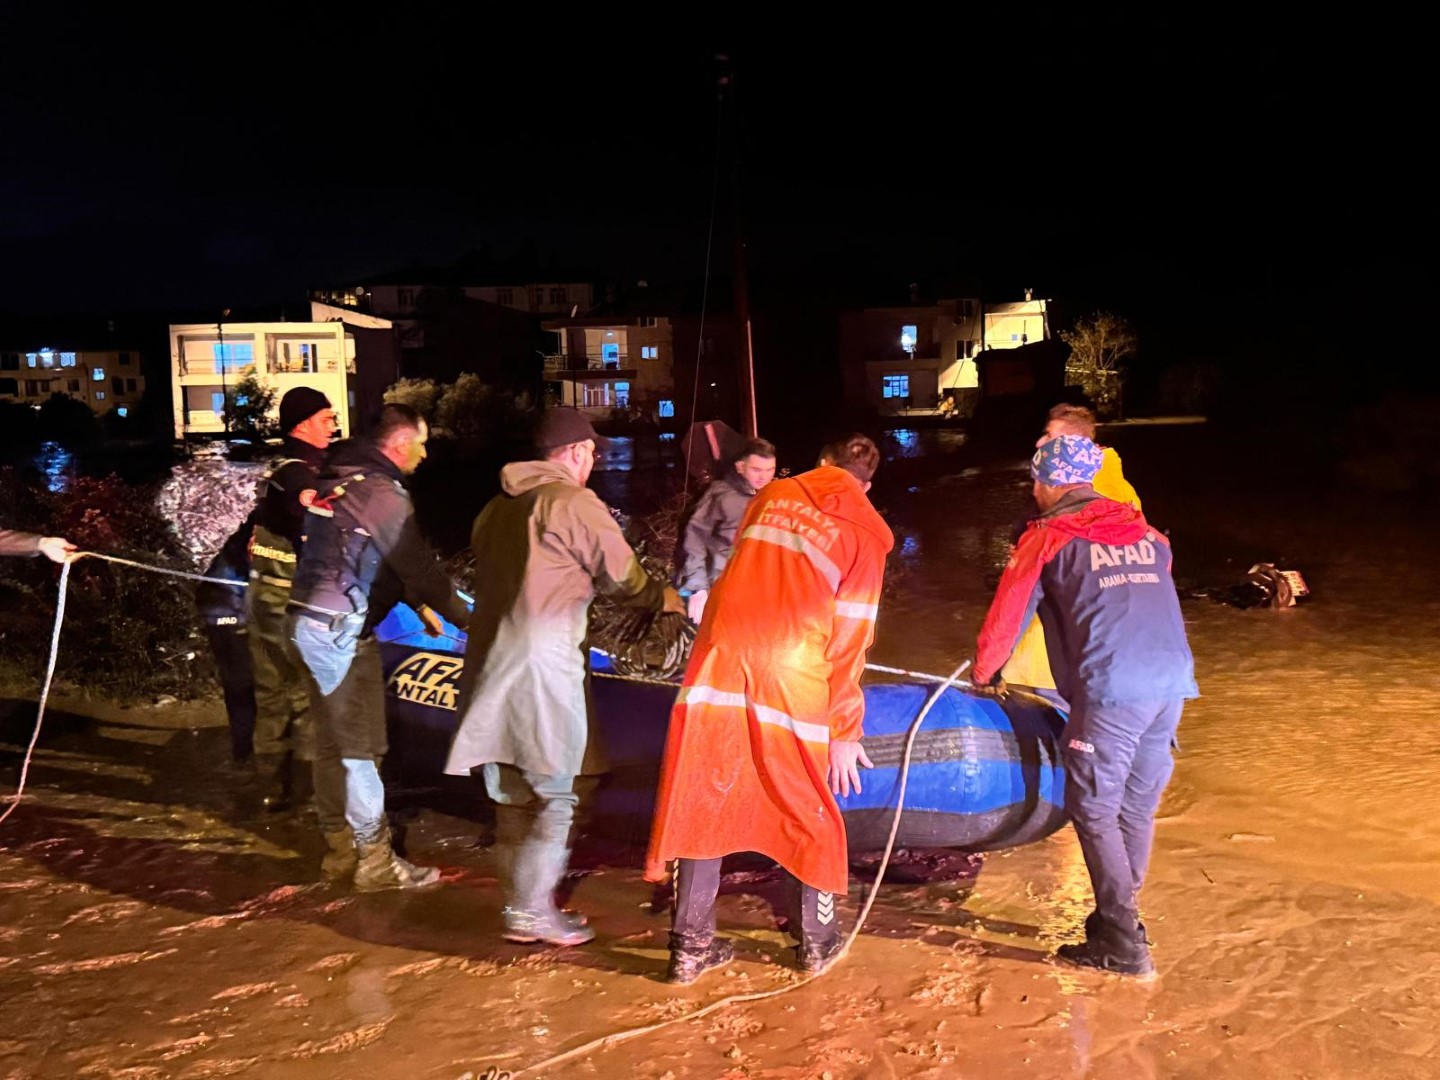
[
  {"xmin": 666, "ymin": 932, "xmax": 734, "ymax": 985},
  {"xmin": 1085, "ymin": 909, "xmax": 1151, "ymax": 946},
  {"xmin": 254, "ymin": 752, "xmax": 292, "ymax": 812},
  {"xmin": 791, "ymin": 881, "xmax": 843, "ymax": 975},
  {"xmin": 1057, "ymin": 918, "xmax": 1155, "ymax": 978}
]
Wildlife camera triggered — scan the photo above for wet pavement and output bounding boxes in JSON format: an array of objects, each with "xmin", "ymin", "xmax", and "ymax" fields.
[{"xmin": 2, "ymin": 419, "xmax": 1439, "ymax": 1078}]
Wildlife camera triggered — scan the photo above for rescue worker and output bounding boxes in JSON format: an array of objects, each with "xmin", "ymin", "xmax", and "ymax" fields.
[
  {"xmin": 0, "ymin": 530, "xmax": 75, "ymax": 562},
  {"xmin": 445, "ymin": 409, "xmax": 683, "ymax": 947},
  {"xmin": 196, "ymin": 517, "xmax": 257, "ymax": 765},
  {"xmin": 248, "ymin": 386, "xmax": 338, "ymax": 810},
  {"xmin": 970, "ymin": 434, "xmax": 1197, "ymax": 977},
  {"xmin": 289, "ymin": 404, "xmax": 470, "ymax": 890},
  {"xmin": 646, "ymin": 433, "xmax": 892, "ymax": 984},
  {"xmin": 674, "ymin": 437, "xmax": 776, "ymax": 624},
  {"xmin": 1002, "ymin": 403, "xmax": 1142, "ymax": 697}
]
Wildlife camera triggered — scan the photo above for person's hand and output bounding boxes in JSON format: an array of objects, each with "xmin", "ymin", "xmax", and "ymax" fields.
[
  {"xmin": 416, "ymin": 605, "xmax": 444, "ymax": 637},
  {"xmin": 661, "ymin": 586, "xmax": 686, "ymax": 617},
  {"xmin": 36, "ymin": 537, "xmax": 77, "ymax": 564},
  {"xmin": 686, "ymin": 588, "xmax": 709, "ymax": 624},
  {"xmin": 828, "ymin": 739, "xmax": 874, "ymax": 798},
  {"xmin": 969, "ymin": 666, "xmax": 1009, "ymax": 700}
]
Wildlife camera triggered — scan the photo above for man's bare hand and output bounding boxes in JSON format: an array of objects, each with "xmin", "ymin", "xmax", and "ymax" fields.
[
  {"xmin": 662, "ymin": 586, "xmax": 686, "ymax": 616},
  {"xmin": 37, "ymin": 537, "xmax": 77, "ymax": 564},
  {"xmin": 416, "ymin": 605, "xmax": 444, "ymax": 637},
  {"xmin": 828, "ymin": 739, "xmax": 874, "ymax": 798},
  {"xmin": 686, "ymin": 588, "xmax": 709, "ymax": 624}
]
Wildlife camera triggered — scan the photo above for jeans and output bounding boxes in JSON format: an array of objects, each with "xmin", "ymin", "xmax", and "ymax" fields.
[
  {"xmin": 291, "ymin": 614, "xmax": 388, "ymax": 837},
  {"xmin": 1061, "ymin": 698, "xmax": 1184, "ymax": 938}
]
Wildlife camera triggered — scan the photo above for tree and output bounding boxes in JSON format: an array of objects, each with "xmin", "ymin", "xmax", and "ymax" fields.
[
  {"xmin": 434, "ymin": 373, "xmax": 533, "ymax": 442},
  {"xmin": 222, "ymin": 367, "xmax": 277, "ymax": 438},
  {"xmin": 1060, "ymin": 311, "xmax": 1137, "ymax": 419},
  {"xmin": 383, "ymin": 377, "xmax": 442, "ymax": 421}
]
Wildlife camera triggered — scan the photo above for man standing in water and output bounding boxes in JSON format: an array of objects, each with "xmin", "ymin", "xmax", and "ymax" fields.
[
  {"xmin": 970, "ymin": 434, "xmax": 1197, "ymax": 976},
  {"xmin": 674, "ymin": 437, "xmax": 776, "ymax": 624},
  {"xmin": 289, "ymin": 404, "xmax": 470, "ymax": 890},
  {"xmin": 445, "ymin": 410, "xmax": 683, "ymax": 947},
  {"xmin": 647, "ymin": 434, "xmax": 892, "ymax": 983}
]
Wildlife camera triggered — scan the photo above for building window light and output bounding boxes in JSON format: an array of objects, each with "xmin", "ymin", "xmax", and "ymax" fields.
[
  {"xmin": 658, "ymin": 399, "xmax": 675, "ymax": 418},
  {"xmin": 882, "ymin": 373, "xmax": 911, "ymax": 399},
  {"xmin": 900, "ymin": 325, "xmax": 917, "ymax": 356},
  {"xmin": 641, "ymin": 345, "xmax": 658, "ymax": 359},
  {"xmin": 60, "ymin": 352, "xmax": 77, "ymax": 367},
  {"xmin": 92, "ymin": 368, "xmax": 106, "ymax": 381}
]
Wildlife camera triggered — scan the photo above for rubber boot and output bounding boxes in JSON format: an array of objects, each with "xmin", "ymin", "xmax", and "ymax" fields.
[
  {"xmin": 666, "ymin": 932, "xmax": 734, "ymax": 985},
  {"xmin": 501, "ymin": 841, "xmax": 594, "ymax": 946},
  {"xmin": 353, "ymin": 823, "xmax": 441, "ymax": 892},
  {"xmin": 254, "ymin": 752, "xmax": 292, "ymax": 813},
  {"xmin": 321, "ymin": 827, "xmax": 358, "ymax": 882},
  {"xmin": 792, "ymin": 881, "xmax": 843, "ymax": 975}
]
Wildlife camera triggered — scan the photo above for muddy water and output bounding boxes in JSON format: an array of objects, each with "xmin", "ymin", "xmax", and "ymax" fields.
[{"xmin": 2, "ymin": 421, "xmax": 1439, "ymax": 1079}]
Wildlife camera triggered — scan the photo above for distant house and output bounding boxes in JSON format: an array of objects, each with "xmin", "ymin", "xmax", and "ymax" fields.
[
  {"xmin": 169, "ymin": 318, "xmax": 395, "ymax": 439},
  {"xmin": 839, "ymin": 292, "xmax": 1052, "ymax": 417},
  {"xmin": 0, "ymin": 345, "xmax": 146, "ymax": 415},
  {"xmin": 540, "ymin": 313, "xmax": 678, "ymax": 423}
]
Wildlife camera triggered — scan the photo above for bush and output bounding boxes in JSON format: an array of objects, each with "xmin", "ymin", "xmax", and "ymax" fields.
[
  {"xmin": 37, "ymin": 393, "xmax": 101, "ymax": 447},
  {"xmin": 222, "ymin": 367, "xmax": 277, "ymax": 439},
  {"xmin": 0, "ymin": 468, "xmax": 213, "ymax": 701},
  {"xmin": 383, "ymin": 377, "xmax": 443, "ymax": 421}
]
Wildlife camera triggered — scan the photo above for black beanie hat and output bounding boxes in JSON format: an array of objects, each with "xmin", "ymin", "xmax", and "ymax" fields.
[{"xmin": 278, "ymin": 386, "xmax": 332, "ymax": 433}]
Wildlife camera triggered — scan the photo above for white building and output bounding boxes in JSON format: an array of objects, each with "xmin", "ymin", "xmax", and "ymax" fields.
[{"xmin": 169, "ymin": 321, "xmax": 374, "ymax": 438}]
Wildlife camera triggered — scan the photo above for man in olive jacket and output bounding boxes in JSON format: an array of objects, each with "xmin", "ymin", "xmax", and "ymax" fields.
[{"xmin": 445, "ymin": 409, "xmax": 683, "ymax": 947}]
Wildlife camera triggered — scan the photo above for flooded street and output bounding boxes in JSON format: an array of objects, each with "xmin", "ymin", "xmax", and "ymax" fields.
[{"xmin": 3, "ymin": 420, "xmax": 1439, "ymax": 1079}]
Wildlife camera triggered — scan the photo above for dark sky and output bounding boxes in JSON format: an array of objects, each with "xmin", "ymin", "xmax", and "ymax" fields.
[{"xmin": 0, "ymin": 12, "xmax": 1425, "ymax": 327}]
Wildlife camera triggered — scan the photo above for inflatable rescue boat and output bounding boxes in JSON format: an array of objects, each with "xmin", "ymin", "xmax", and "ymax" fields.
[{"xmin": 376, "ymin": 604, "xmax": 1069, "ymax": 856}]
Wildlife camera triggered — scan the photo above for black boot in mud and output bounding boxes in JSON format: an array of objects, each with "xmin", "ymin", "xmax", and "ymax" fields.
[
  {"xmin": 666, "ymin": 933, "xmax": 734, "ymax": 984},
  {"xmin": 1055, "ymin": 937, "xmax": 1156, "ymax": 978},
  {"xmin": 353, "ymin": 826, "xmax": 441, "ymax": 892},
  {"xmin": 796, "ymin": 935, "xmax": 843, "ymax": 975},
  {"xmin": 1085, "ymin": 910, "xmax": 1151, "ymax": 947}
]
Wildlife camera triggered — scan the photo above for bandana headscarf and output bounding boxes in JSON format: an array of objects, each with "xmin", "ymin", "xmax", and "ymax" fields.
[{"xmin": 1031, "ymin": 434, "xmax": 1103, "ymax": 486}]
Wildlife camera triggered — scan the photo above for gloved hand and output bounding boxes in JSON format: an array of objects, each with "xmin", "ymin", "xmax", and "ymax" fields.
[{"xmin": 686, "ymin": 588, "xmax": 709, "ymax": 624}]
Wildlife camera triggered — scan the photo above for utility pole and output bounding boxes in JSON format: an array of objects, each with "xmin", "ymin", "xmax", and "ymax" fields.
[
  {"xmin": 717, "ymin": 53, "xmax": 758, "ymax": 438},
  {"xmin": 218, "ymin": 308, "xmax": 230, "ymax": 437}
]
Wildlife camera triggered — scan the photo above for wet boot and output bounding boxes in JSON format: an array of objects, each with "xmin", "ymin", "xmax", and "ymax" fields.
[
  {"xmin": 666, "ymin": 931, "xmax": 734, "ymax": 985},
  {"xmin": 1086, "ymin": 909, "xmax": 1151, "ymax": 947},
  {"xmin": 791, "ymin": 880, "xmax": 843, "ymax": 975},
  {"xmin": 353, "ymin": 823, "xmax": 441, "ymax": 892},
  {"xmin": 255, "ymin": 752, "xmax": 292, "ymax": 812},
  {"xmin": 1057, "ymin": 917, "xmax": 1155, "ymax": 978},
  {"xmin": 501, "ymin": 840, "xmax": 594, "ymax": 947},
  {"xmin": 321, "ymin": 827, "xmax": 358, "ymax": 882}
]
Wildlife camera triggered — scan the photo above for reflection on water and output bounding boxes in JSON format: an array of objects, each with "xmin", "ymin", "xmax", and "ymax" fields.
[
  {"xmin": 35, "ymin": 441, "xmax": 76, "ymax": 493},
  {"xmin": 883, "ymin": 427, "xmax": 969, "ymax": 460}
]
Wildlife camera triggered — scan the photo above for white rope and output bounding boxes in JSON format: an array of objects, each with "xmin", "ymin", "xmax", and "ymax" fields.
[
  {"xmin": 479, "ymin": 660, "xmax": 972, "ymax": 1078},
  {"xmin": 0, "ymin": 550, "xmax": 243, "ymax": 828},
  {"xmin": 0, "ymin": 560, "xmax": 73, "ymax": 827}
]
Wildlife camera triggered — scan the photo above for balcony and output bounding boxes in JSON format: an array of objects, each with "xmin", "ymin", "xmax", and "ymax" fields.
[{"xmin": 542, "ymin": 354, "xmax": 635, "ymax": 378}]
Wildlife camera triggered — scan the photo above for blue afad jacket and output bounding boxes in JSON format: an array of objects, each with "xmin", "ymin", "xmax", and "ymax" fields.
[{"xmin": 974, "ymin": 490, "xmax": 1198, "ymax": 709}]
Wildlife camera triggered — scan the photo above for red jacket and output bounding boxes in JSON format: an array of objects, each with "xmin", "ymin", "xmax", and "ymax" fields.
[{"xmin": 646, "ymin": 466, "xmax": 893, "ymax": 894}]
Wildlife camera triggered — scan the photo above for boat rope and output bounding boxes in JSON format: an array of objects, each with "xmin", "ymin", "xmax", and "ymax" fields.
[{"xmin": 472, "ymin": 660, "xmax": 972, "ymax": 1079}]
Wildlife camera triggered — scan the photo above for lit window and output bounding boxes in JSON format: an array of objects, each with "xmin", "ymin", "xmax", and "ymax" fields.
[
  {"xmin": 882, "ymin": 374, "xmax": 911, "ymax": 399},
  {"xmin": 212, "ymin": 343, "xmax": 254, "ymax": 372},
  {"xmin": 614, "ymin": 381, "xmax": 630, "ymax": 407},
  {"xmin": 641, "ymin": 345, "xmax": 659, "ymax": 359},
  {"xmin": 26, "ymin": 353, "xmax": 37, "ymax": 368},
  {"xmin": 601, "ymin": 343, "xmax": 620, "ymax": 368},
  {"xmin": 1011, "ymin": 333, "xmax": 1019, "ymax": 341},
  {"xmin": 92, "ymin": 368, "xmax": 105, "ymax": 381},
  {"xmin": 60, "ymin": 352, "xmax": 77, "ymax": 367},
  {"xmin": 117, "ymin": 406, "xmax": 129, "ymax": 417},
  {"xmin": 658, "ymin": 399, "xmax": 675, "ymax": 418},
  {"xmin": 95, "ymin": 391, "xmax": 107, "ymax": 401},
  {"xmin": 40, "ymin": 350, "xmax": 56, "ymax": 368},
  {"xmin": 900, "ymin": 325, "xmax": 917, "ymax": 356}
]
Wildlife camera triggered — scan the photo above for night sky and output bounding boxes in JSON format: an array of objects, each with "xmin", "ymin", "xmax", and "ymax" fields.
[{"xmin": 1, "ymin": 12, "xmax": 1426, "ymax": 369}]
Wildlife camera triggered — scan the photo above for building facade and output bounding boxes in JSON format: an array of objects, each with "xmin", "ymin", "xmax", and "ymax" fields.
[
  {"xmin": 169, "ymin": 321, "xmax": 366, "ymax": 438},
  {"xmin": 540, "ymin": 314, "xmax": 677, "ymax": 421},
  {"xmin": 0, "ymin": 346, "xmax": 146, "ymax": 414}
]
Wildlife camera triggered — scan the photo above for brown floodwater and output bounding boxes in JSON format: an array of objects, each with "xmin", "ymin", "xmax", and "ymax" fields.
[{"xmin": 2, "ymin": 419, "xmax": 1438, "ymax": 1079}]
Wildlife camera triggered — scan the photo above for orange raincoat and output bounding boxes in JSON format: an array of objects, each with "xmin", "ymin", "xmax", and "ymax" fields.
[{"xmin": 645, "ymin": 466, "xmax": 893, "ymax": 895}]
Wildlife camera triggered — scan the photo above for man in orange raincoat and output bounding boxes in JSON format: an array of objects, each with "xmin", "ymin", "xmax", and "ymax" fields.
[{"xmin": 646, "ymin": 434, "xmax": 893, "ymax": 984}]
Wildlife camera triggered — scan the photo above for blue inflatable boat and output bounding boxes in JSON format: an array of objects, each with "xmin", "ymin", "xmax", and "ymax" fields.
[{"xmin": 376, "ymin": 604, "xmax": 1069, "ymax": 856}]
